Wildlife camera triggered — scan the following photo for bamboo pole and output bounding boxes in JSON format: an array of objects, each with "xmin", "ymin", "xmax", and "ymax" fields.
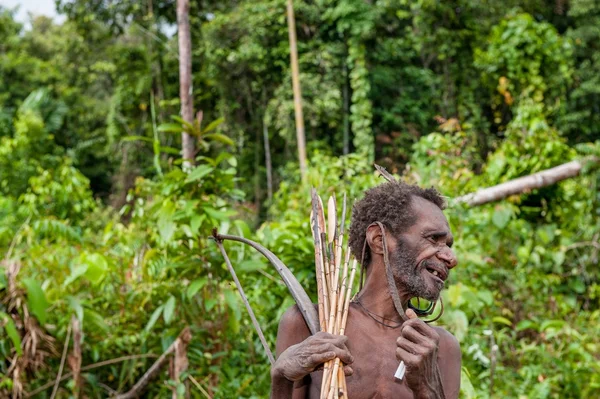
[{"xmin": 286, "ymin": 0, "xmax": 307, "ymax": 179}]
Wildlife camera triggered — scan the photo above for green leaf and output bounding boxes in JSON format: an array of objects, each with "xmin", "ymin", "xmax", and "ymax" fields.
[
  {"xmin": 516, "ymin": 320, "xmax": 539, "ymax": 331},
  {"xmin": 187, "ymin": 278, "xmax": 208, "ymax": 299},
  {"xmin": 81, "ymin": 252, "xmax": 109, "ymax": 285},
  {"xmin": 157, "ymin": 201, "xmax": 176, "ymax": 243},
  {"xmin": 442, "ymin": 309, "xmax": 469, "ymax": 342},
  {"xmin": 84, "ymin": 308, "xmax": 109, "ymax": 332},
  {"xmin": 159, "ymin": 146, "xmax": 181, "ymax": 155},
  {"xmin": 540, "ymin": 319, "xmax": 566, "ymax": 332},
  {"xmin": 203, "ymin": 206, "xmax": 236, "ymax": 222},
  {"xmin": 121, "ymin": 135, "xmax": 154, "ymax": 143},
  {"xmin": 238, "ymin": 259, "xmax": 265, "ymax": 272},
  {"xmin": 1, "ymin": 312, "xmax": 22, "ymax": 356},
  {"xmin": 202, "ymin": 117, "xmax": 224, "ymax": 133},
  {"xmin": 144, "ymin": 305, "xmax": 164, "ymax": 334},
  {"xmin": 492, "ymin": 206, "xmax": 512, "ymax": 229},
  {"xmin": 190, "ymin": 214, "xmax": 206, "ymax": 234},
  {"xmin": 492, "ymin": 316, "xmax": 513, "ymax": 327},
  {"xmin": 185, "ymin": 165, "xmax": 213, "ymax": 183},
  {"xmin": 63, "ymin": 264, "xmax": 88, "ymax": 287},
  {"xmin": 204, "ymin": 298, "xmax": 217, "ymax": 311},
  {"xmin": 163, "ymin": 296, "xmax": 176, "ymax": 325},
  {"xmin": 22, "ymin": 278, "xmax": 49, "ymax": 325},
  {"xmin": 157, "ymin": 123, "xmax": 183, "ymax": 133},
  {"xmin": 169, "ymin": 116, "xmax": 195, "ymax": 133},
  {"xmin": 460, "ymin": 368, "xmax": 476, "ymax": 399},
  {"xmin": 203, "ymin": 133, "xmax": 233, "ymax": 146}
]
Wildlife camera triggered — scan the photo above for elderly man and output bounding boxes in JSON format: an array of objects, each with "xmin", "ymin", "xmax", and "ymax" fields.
[{"xmin": 271, "ymin": 182, "xmax": 461, "ymax": 398}]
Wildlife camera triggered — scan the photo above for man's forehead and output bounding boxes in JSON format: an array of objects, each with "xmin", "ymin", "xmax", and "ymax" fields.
[{"xmin": 410, "ymin": 196, "xmax": 451, "ymax": 231}]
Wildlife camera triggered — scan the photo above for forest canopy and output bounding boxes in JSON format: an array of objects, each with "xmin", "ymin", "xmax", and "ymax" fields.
[{"xmin": 0, "ymin": 0, "xmax": 599, "ymax": 397}]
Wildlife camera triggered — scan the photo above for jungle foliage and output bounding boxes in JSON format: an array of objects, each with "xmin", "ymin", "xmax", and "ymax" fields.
[{"xmin": 1, "ymin": 0, "xmax": 599, "ymax": 398}]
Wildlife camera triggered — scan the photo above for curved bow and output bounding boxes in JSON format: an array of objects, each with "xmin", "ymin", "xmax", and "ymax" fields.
[{"xmin": 211, "ymin": 229, "xmax": 320, "ymax": 362}]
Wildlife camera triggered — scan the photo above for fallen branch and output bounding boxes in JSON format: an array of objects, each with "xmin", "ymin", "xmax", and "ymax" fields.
[
  {"xmin": 25, "ymin": 354, "xmax": 159, "ymax": 397},
  {"xmin": 114, "ymin": 327, "xmax": 192, "ymax": 399},
  {"xmin": 455, "ymin": 158, "xmax": 599, "ymax": 206}
]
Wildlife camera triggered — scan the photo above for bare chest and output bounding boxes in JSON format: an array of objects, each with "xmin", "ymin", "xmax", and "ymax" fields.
[{"xmin": 308, "ymin": 323, "xmax": 414, "ymax": 399}]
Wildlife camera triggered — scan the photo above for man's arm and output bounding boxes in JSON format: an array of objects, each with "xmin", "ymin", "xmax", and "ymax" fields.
[
  {"xmin": 396, "ymin": 309, "xmax": 461, "ymax": 399},
  {"xmin": 270, "ymin": 305, "xmax": 353, "ymax": 399},
  {"xmin": 436, "ymin": 328, "xmax": 461, "ymax": 399},
  {"xmin": 271, "ymin": 306, "xmax": 311, "ymax": 399}
]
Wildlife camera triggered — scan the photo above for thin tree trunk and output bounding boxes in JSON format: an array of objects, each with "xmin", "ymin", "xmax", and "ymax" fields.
[
  {"xmin": 455, "ymin": 158, "xmax": 598, "ymax": 206},
  {"xmin": 342, "ymin": 51, "xmax": 350, "ymax": 156},
  {"xmin": 177, "ymin": 0, "xmax": 195, "ymax": 166},
  {"xmin": 286, "ymin": 0, "xmax": 307, "ymax": 179},
  {"xmin": 263, "ymin": 120, "xmax": 273, "ymax": 203}
]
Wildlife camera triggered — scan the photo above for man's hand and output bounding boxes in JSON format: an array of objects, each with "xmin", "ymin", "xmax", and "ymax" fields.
[
  {"xmin": 396, "ymin": 309, "xmax": 445, "ymax": 399},
  {"xmin": 271, "ymin": 331, "xmax": 354, "ymax": 382}
]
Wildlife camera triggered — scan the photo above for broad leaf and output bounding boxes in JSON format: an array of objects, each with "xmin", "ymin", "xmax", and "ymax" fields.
[
  {"xmin": 187, "ymin": 278, "xmax": 208, "ymax": 299},
  {"xmin": 163, "ymin": 296, "xmax": 176, "ymax": 325},
  {"xmin": 203, "ymin": 133, "xmax": 234, "ymax": 146},
  {"xmin": 144, "ymin": 305, "xmax": 164, "ymax": 334},
  {"xmin": 1, "ymin": 312, "xmax": 22, "ymax": 356},
  {"xmin": 22, "ymin": 278, "xmax": 49, "ymax": 325}
]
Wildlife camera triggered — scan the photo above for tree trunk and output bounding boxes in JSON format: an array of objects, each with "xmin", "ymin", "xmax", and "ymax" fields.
[
  {"xmin": 342, "ymin": 50, "xmax": 350, "ymax": 156},
  {"xmin": 286, "ymin": 0, "xmax": 307, "ymax": 180},
  {"xmin": 177, "ymin": 0, "xmax": 195, "ymax": 166},
  {"xmin": 455, "ymin": 158, "xmax": 598, "ymax": 206},
  {"xmin": 263, "ymin": 120, "xmax": 273, "ymax": 203}
]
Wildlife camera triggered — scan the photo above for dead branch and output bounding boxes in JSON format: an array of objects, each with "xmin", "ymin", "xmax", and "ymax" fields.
[
  {"xmin": 68, "ymin": 316, "xmax": 82, "ymax": 397},
  {"xmin": 455, "ymin": 158, "xmax": 599, "ymax": 207},
  {"xmin": 25, "ymin": 354, "xmax": 159, "ymax": 397},
  {"xmin": 114, "ymin": 327, "xmax": 192, "ymax": 399}
]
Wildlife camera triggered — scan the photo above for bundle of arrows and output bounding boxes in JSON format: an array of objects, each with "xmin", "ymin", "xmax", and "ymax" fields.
[{"xmin": 310, "ymin": 189, "xmax": 358, "ymax": 399}]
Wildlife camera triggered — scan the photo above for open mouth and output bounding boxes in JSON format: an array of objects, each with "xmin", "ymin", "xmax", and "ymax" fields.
[{"xmin": 424, "ymin": 264, "xmax": 448, "ymax": 282}]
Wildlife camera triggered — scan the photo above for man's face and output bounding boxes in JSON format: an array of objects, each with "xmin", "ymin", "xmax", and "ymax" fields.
[{"xmin": 389, "ymin": 197, "xmax": 458, "ymax": 302}]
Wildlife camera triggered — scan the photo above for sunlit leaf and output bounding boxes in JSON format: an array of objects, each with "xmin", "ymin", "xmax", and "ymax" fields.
[
  {"xmin": 157, "ymin": 201, "xmax": 176, "ymax": 243},
  {"xmin": 203, "ymin": 133, "xmax": 234, "ymax": 146},
  {"xmin": 163, "ymin": 296, "xmax": 176, "ymax": 325},
  {"xmin": 492, "ymin": 316, "xmax": 513, "ymax": 327},
  {"xmin": 157, "ymin": 123, "xmax": 184, "ymax": 133},
  {"xmin": 144, "ymin": 305, "xmax": 164, "ymax": 334},
  {"xmin": 185, "ymin": 165, "xmax": 213, "ymax": 183},
  {"xmin": 22, "ymin": 278, "xmax": 49, "ymax": 325},
  {"xmin": 187, "ymin": 278, "xmax": 208, "ymax": 299},
  {"xmin": 1, "ymin": 312, "xmax": 22, "ymax": 356},
  {"xmin": 202, "ymin": 117, "xmax": 224, "ymax": 133}
]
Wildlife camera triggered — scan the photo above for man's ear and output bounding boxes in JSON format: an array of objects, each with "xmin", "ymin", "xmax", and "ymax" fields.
[{"xmin": 365, "ymin": 223, "xmax": 384, "ymax": 255}]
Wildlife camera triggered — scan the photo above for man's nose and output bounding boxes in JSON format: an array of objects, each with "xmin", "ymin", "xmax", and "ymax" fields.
[{"xmin": 437, "ymin": 247, "xmax": 458, "ymax": 269}]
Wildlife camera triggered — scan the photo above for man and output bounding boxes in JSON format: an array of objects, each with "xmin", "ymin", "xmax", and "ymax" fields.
[{"xmin": 271, "ymin": 181, "xmax": 461, "ymax": 398}]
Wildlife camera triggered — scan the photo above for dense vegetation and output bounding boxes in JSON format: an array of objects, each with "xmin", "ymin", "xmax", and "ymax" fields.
[{"xmin": 1, "ymin": 0, "xmax": 599, "ymax": 397}]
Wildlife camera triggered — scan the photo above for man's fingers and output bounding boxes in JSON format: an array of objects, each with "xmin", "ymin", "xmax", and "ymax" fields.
[
  {"xmin": 406, "ymin": 308, "xmax": 418, "ymax": 319},
  {"xmin": 400, "ymin": 325, "xmax": 431, "ymax": 346},
  {"xmin": 401, "ymin": 318, "xmax": 439, "ymax": 340},
  {"xmin": 343, "ymin": 365, "xmax": 353, "ymax": 376},
  {"xmin": 396, "ymin": 346, "xmax": 418, "ymax": 364},
  {"xmin": 308, "ymin": 347, "xmax": 353, "ymax": 368}
]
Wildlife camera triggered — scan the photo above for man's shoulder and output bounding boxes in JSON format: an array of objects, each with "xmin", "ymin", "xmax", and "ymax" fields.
[
  {"xmin": 278, "ymin": 304, "xmax": 315, "ymax": 334},
  {"xmin": 432, "ymin": 326, "xmax": 461, "ymax": 356}
]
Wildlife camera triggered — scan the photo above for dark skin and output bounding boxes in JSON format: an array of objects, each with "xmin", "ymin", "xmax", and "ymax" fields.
[{"xmin": 271, "ymin": 197, "xmax": 461, "ymax": 399}]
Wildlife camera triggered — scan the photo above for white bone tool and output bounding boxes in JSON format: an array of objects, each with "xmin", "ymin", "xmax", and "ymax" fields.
[{"xmin": 394, "ymin": 361, "xmax": 406, "ymax": 380}]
